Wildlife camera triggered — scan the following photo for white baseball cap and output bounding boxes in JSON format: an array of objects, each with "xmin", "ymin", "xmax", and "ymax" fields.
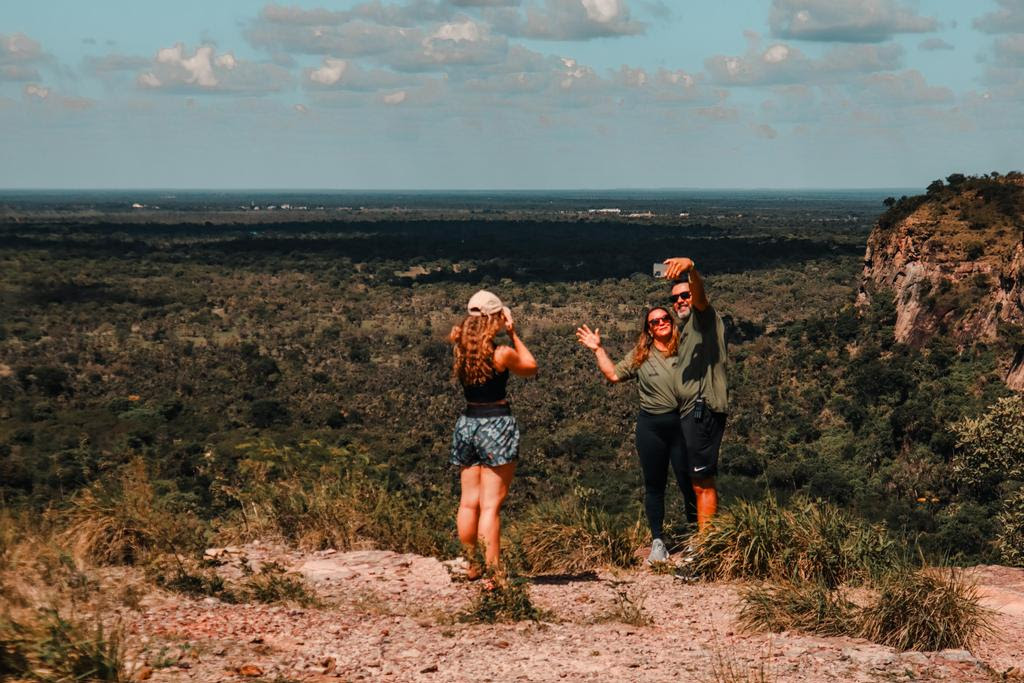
[{"xmin": 467, "ymin": 290, "xmax": 509, "ymax": 318}]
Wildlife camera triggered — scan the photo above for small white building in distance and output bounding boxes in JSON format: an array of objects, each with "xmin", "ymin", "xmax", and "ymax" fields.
[
  {"xmin": 131, "ymin": 203, "xmax": 145, "ymax": 209},
  {"xmin": 588, "ymin": 208, "xmax": 621, "ymax": 214}
]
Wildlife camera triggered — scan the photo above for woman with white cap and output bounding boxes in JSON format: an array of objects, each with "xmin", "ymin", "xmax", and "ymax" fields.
[{"xmin": 449, "ymin": 290, "xmax": 537, "ymax": 576}]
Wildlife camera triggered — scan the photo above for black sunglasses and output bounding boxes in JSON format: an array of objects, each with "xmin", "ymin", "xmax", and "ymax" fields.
[
  {"xmin": 647, "ymin": 315, "xmax": 672, "ymax": 327},
  {"xmin": 669, "ymin": 292, "xmax": 692, "ymax": 302}
]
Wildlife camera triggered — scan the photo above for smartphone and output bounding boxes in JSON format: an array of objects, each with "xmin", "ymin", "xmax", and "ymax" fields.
[{"xmin": 652, "ymin": 263, "xmax": 667, "ymax": 278}]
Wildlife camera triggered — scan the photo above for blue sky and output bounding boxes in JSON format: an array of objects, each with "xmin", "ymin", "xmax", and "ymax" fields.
[{"xmin": 1, "ymin": 0, "xmax": 1022, "ymax": 189}]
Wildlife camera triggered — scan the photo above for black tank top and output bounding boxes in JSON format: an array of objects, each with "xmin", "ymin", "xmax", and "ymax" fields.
[{"xmin": 463, "ymin": 368, "xmax": 509, "ymax": 403}]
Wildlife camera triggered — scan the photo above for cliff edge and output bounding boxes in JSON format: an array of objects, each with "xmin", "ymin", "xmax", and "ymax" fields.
[{"xmin": 859, "ymin": 173, "xmax": 1024, "ymax": 389}]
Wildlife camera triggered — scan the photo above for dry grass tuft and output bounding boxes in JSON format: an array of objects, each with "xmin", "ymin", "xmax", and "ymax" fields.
[
  {"xmin": 60, "ymin": 459, "xmax": 203, "ymax": 566},
  {"xmin": 739, "ymin": 581, "xmax": 858, "ymax": 637},
  {"xmin": 0, "ymin": 609, "xmax": 127, "ymax": 681},
  {"xmin": 593, "ymin": 581, "xmax": 652, "ymax": 627},
  {"xmin": 512, "ymin": 490, "xmax": 641, "ymax": 575},
  {"xmin": 217, "ymin": 440, "xmax": 454, "ymax": 557},
  {"xmin": 858, "ymin": 568, "xmax": 994, "ymax": 651}
]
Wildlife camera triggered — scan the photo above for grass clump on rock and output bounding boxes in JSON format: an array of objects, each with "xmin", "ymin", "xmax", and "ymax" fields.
[
  {"xmin": 690, "ymin": 496, "xmax": 900, "ymax": 586},
  {"xmin": 722, "ymin": 499, "xmax": 995, "ymax": 652},
  {"xmin": 739, "ymin": 580, "xmax": 858, "ymax": 637},
  {"xmin": 858, "ymin": 568, "xmax": 993, "ymax": 651},
  {"xmin": 512, "ymin": 488, "xmax": 641, "ymax": 575}
]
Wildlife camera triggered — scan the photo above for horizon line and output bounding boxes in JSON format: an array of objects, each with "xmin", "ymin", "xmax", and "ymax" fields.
[{"xmin": 0, "ymin": 186, "xmax": 922, "ymax": 193}]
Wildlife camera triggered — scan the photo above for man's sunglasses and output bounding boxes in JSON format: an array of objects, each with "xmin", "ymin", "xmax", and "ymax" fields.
[
  {"xmin": 669, "ymin": 292, "xmax": 692, "ymax": 303},
  {"xmin": 647, "ymin": 315, "xmax": 672, "ymax": 327}
]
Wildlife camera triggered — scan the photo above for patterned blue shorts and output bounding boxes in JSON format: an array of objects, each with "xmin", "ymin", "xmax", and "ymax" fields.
[{"xmin": 450, "ymin": 414, "xmax": 520, "ymax": 467}]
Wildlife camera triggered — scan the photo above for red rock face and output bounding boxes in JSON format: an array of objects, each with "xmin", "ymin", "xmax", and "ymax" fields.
[{"xmin": 860, "ymin": 192, "xmax": 1024, "ymax": 389}]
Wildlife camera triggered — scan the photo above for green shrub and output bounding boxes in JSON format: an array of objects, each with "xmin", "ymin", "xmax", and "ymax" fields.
[
  {"xmin": 995, "ymin": 488, "xmax": 1024, "ymax": 567},
  {"xmin": 690, "ymin": 497, "xmax": 900, "ymax": 586},
  {"xmin": 0, "ymin": 610, "xmax": 126, "ymax": 682},
  {"xmin": 240, "ymin": 562, "xmax": 319, "ymax": 607},
  {"xmin": 951, "ymin": 394, "xmax": 1024, "ymax": 496}
]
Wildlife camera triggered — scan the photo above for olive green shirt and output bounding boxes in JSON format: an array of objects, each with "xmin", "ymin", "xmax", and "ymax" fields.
[
  {"xmin": 674, "ymin": 304, "xmax": 729, "ymax": 415},
  {"xmin": 613, "ymin": 348, "xmax": 680, "ymax": 415}
]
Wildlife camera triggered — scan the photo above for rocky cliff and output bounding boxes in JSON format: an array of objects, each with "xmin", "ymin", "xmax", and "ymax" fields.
[{"xmin": 859, "ymin": 173, "xmax": 1024, "ymax": 389}]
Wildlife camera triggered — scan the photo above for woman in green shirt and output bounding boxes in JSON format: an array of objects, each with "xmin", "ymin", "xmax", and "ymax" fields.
[{"xmin": 576, "ymin": 307, "xmax": 697, "ymax": 564}]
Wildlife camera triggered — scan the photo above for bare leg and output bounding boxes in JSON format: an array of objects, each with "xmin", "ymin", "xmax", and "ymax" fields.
[
  {"xmin": 692, "ymin": 476, "xmax": 718, "ymax": 532},
  {"xmin": 457, "ymin": 466, "xmax": 482, "ymax": 576},
  {"xmin": 478, "ymin": 462, "xmax": 516, "ymax": 567}
]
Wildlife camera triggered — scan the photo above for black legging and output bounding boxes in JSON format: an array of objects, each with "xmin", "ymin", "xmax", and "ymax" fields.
[{"xmin": 636, "ymin": 410, "xmax": 698, "ymax": 540}]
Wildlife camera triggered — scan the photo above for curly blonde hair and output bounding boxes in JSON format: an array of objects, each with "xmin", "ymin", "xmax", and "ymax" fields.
[
  {"xmin": 449, "ymin": 313, "xmax": 505, "ymax": 385},
  {"xmin": 631, "ymin": 306, "xmax": 679, "ymax": 368}
]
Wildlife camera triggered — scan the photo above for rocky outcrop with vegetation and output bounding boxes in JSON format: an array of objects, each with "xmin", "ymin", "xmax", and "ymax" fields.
[{"xmin": 859, "ymin": 172, "xmax": 1024, "ymax": 388}]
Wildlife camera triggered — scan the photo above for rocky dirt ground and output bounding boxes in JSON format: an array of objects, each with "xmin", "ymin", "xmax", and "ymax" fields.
[{"xmin": 119, "ymin": 544, "xmax": 1024, "ymax": 683}]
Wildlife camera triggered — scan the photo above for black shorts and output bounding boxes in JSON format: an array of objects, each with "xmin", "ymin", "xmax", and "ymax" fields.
[{"xmin": 679, "ymin": 409, "xmax": 727, "ymax": 478}]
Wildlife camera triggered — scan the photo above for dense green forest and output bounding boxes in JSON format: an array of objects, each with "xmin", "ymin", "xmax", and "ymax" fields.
[{"xmin": 0, "ymin": 193, "xmax": 1019, "ymax": 565}]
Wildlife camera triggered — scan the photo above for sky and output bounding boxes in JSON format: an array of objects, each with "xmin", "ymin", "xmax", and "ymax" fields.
[{"xmin": 1, "ymin": 0, "xmax": 1023, "ymax": 190}]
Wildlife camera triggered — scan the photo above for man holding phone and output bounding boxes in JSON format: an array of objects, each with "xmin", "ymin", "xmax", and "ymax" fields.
[{"xmin": 661, "ymin": 257, "xmax": 729, "ymax": 533}]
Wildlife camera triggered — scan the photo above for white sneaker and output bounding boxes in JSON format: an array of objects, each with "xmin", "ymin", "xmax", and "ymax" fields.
[{"xmin": 646, "ymin": 538, "xmax": 669, "ymax": 564}]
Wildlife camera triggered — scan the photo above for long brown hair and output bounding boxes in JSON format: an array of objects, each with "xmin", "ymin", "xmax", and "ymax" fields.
[
  {"xmin": 631, "ymin": 306, "xmax": 679, "ymax": 368},
  {"xmin": 449, "ymin": 313, "xmax": 505, "ymax": 385}
]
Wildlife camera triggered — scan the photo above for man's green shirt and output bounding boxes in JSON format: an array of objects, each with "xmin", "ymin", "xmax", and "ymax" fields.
[{"xmin": 674, "ymin": 304, "xmax": 729, "ymax": 415}]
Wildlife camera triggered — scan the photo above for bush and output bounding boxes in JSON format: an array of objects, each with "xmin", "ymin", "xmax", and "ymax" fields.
[
  {"xmin": 458, "ymin": 565, "xmax": 545, "ymax": 624},
  {"xmin": 0, "ymin": 610, "xmax": 126, "ymax": 682},
  {"xmin": 690, "ymin": 497, "xmax": 900, "ymax": 587},
  {"xmin": 951, "ymin": 394, "xmax": 1024, "ymax": 496},
  {"xmin": 859, "ymin": 568, "xmax": 993, "ymax": 651},
  {"xmin": 739, "ymin": 581, "xmax": 857, "ymax": 637},
  {"xmin": 61, "ymin": 460, "xmax": 205, "ymax": 566},
  {"xmin": 995, "ymin": 488, "xmax": 1024, "ymax": 567},
  {"xmin": 240, "ymin": 561, "xmax": 319, "ymax": 607},
  {"xmin": 220, "ymin": 440, "xmax": 455, "ymax": 557},
  {"xmin": 512, "ymin": 490, "xmax": 640, "ymax": 575}
]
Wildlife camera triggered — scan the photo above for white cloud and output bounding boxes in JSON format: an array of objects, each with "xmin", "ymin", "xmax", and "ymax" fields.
[
  {"xmin": 769, "ymin": 0, "xmax": 938, "ymax": 42},
  {"xmin": 215, "ymin": 53, "xmax": 238, "ymax": 70},
  {"xmin": 305, "ymin": 56, "xmax": 412, "ymax": 90},
  {"xmin": 0, "ymin": 32, "xmax": 47, "ymax": 81},
  {"xmin": 155, "ymin": 44, "xmax": 217, "ymax": 87},
  {"xmin": 488, "ymin": 0, "xmax": 646, "ymax": 40},
  {"xmin": 22, "ymin": 82, "xmax": 94, "ymax": 111},
  {"xmin": 23, "ymin": 83, "xmax": 49, "ymax": 100},
  {"xmin": 137, "ymin": 43, "xmax": 292, "ymax": 94},
  {"xmin": 382, "ymin": 90, "xmax": 408, "ymax": 104},
  {"xmin": 310, "ymin": 57, "xmax": 349, "ymax": 85},
  {"xmin": 994, "ymin": 33, "xmax": 1024, "ymax": 67},
  {"xmin": 974, "ymin": 0, "xmax": 1024, "ymax": 34},
  {"xmin": 138, "ymin": 72, "xmax": 162, "ymax": 88},
  {"xmin": 706, "ymin": 42, "xmax": 903, "ymax": 86},
  {"xmin": 247, "ymin": 20, "xmax": 415, "ymax": 57}
]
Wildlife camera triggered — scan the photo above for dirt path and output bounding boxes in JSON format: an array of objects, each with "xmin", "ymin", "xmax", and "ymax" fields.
[{"xmin": 123, "ymin": 546, "xmax": 1024, "ymax": 682}]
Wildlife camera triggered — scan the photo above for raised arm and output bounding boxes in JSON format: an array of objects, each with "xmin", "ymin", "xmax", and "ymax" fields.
[
  {"xmin": 575, "ymin": 324, "xmax": 620, "ymax": 383},
  {"xmin": 494, "ymin": 309, "xmax": 538, "ymax": 377},
  {"xmin": 664, "ymin": 257, "xmax": 710, "ymax": 312}
]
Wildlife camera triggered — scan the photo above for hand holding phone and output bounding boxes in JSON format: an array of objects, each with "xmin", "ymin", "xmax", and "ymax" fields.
[{"xmin": 652, "ymin": 263, "xmax": 667, "ymax": 278}]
